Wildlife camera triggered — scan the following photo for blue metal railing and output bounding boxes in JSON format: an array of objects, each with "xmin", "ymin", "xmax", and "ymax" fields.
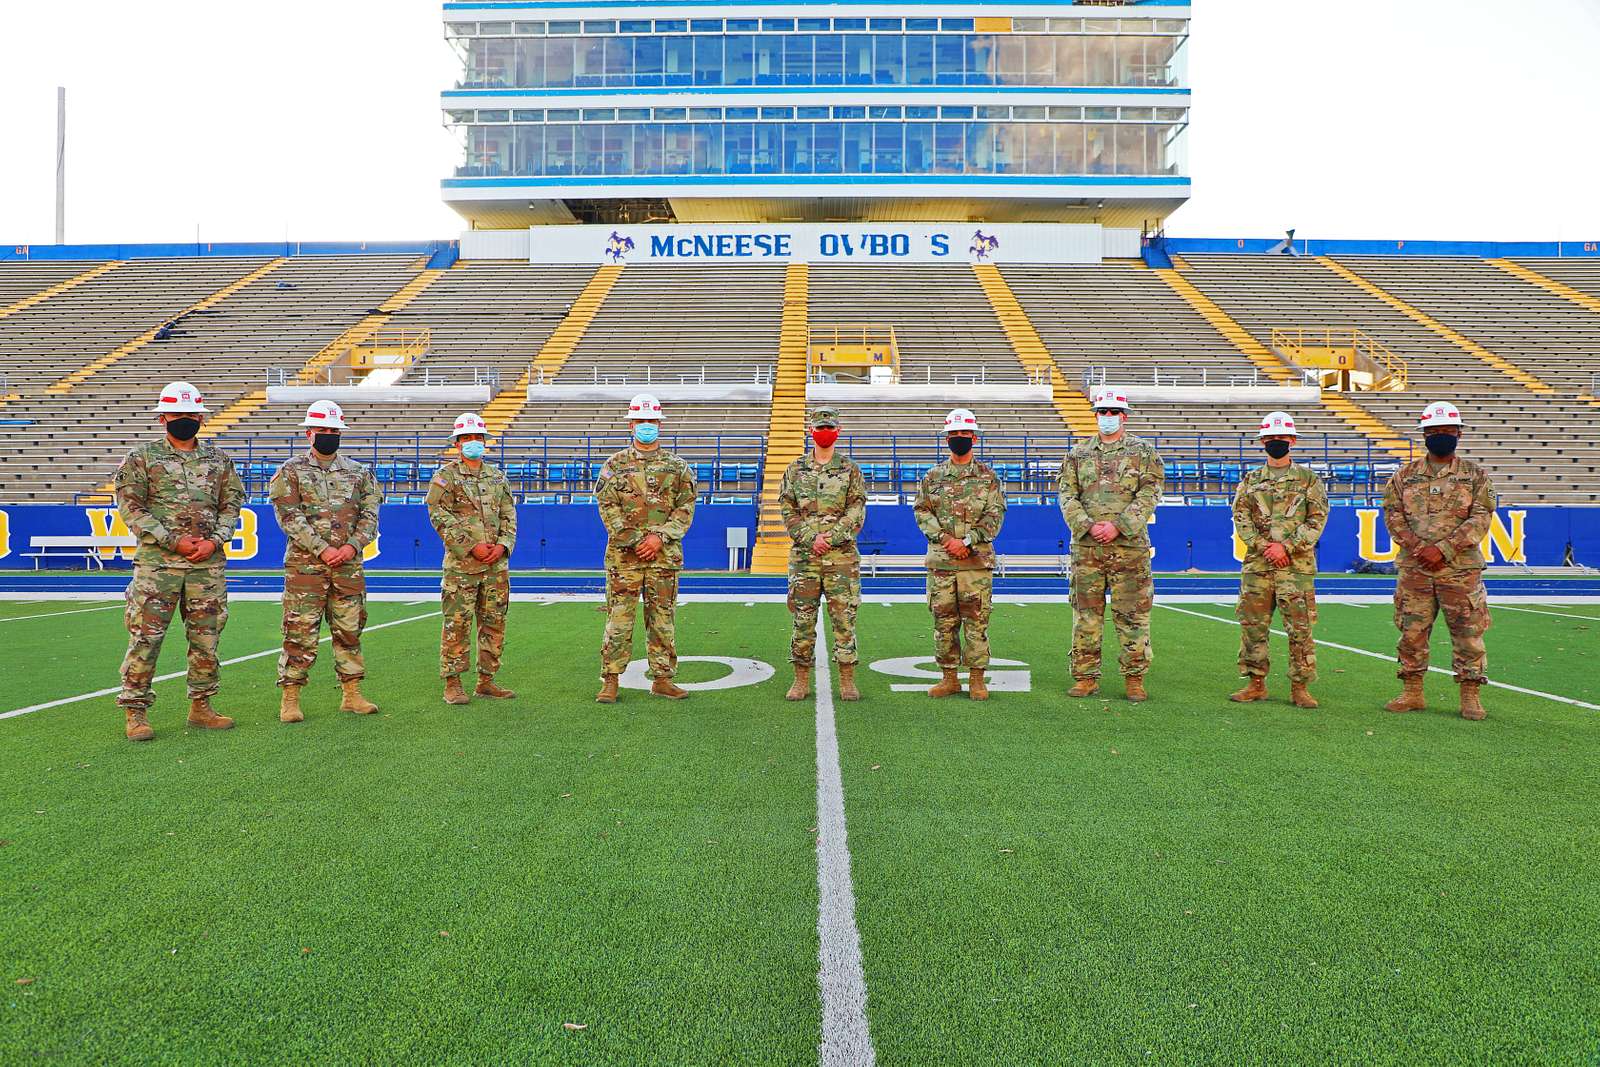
[{"xmin": 77, "ymin": 431, "xmax": 1413, "ymax": 506}]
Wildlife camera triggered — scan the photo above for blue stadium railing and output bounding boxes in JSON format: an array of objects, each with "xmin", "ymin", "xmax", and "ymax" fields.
[{"xmin": 184, "ymin": 431, "xmax": 1413, "ymax": 507}]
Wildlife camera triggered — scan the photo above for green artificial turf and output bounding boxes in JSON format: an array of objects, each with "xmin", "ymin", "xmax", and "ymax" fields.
[
  {"xmin": 835, "ymin": 601, "xmax": 1600, "ymax": 1065},
  {"xmin": 0, "ymin": 602, "xmax": 820, "ymax": 1064},
  {"xmin": 2, "ymin": 595, "xmax": 1598, "ymax": 1063}
]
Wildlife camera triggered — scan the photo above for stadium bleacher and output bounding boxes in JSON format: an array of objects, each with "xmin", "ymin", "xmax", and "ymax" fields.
[{"xmin": 0, "ymin": 249, "xmax": 1596, "ymax": 507}]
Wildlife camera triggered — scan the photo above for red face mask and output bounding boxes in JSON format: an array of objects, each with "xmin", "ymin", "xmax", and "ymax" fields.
[{"xmin": 811, "ymin": 428, "xmax": 839, "ymax": 448}]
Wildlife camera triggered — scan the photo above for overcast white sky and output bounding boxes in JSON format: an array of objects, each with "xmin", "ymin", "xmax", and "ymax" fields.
[{"xmin": 1, "ymin": 0, "xmax": 1596, "ymax": 244}]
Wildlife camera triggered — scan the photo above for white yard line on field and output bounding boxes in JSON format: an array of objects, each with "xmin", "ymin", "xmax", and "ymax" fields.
[
  {"xmin": 1157, "ymin": 604, "xmax": 1599, "ymax": 712},
  {"xmin": 1493, "ymin": 604, "xmax": 1600, "ymax": 622},
  {"xmin": 0, "ymin": 604, "xmax": 121, "ymax": 624},
  {"xmin": 812, "ymin": 618, "xmax": 875, "ymax": 1067},
  {"xmin": 0, "ymin": 611, "xmax": 442, "ymax": 721}
]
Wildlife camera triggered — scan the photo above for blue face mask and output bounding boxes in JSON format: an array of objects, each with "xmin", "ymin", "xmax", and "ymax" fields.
[
  {"xmin": 460, "ymin": 440, "xmax": 486, "ymax": 460},
  {"xmin": 634, "ymin": 422, "xmax": 660, "ymax": 445}
]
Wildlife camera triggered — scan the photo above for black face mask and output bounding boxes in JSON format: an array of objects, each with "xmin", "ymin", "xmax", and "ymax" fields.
[
  {"xmin": 313, "ymin": 433, "xmax": 342, "ymax": 456},
  {"xmin": 165, "ymin": 417, "xmax": 200, "ymax": 442},
  {"xmin": 1263, "ymin": 439, "xmax": 1291, "ymax": 460},
  {"xmin": 1425, "ymin": 433, "xmax": 1459, "ymax": 458},
  {"xmin": 948, "ymin": 436, "xmax": 974, "ymax": 457}
]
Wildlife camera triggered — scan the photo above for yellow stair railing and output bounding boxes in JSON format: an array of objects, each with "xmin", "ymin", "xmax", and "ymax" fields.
[
  {"xmin": 482, "ymin": 263, "xmax": 624, "ymax": 435},
  {"xmin": 1315, "ymin": 257, "xmax": 1556, "ymax": 395},
  {"xmin": 971, "ymin": 262, "xmax": 1098, "ymax": 436},
  {"xmin": 0, "ymin": 261, "xmax": 123, "ymax": 321},
  {"xmin": 200, "ymin": 269, "xmax": 447, "ymax": 439},
  {"xmin": 45, "ymin": 259, "xmax": 290, "ymax": 395},
  {"xmin": 1270, "ymin": 326, "xmax": 1409, "ymax": 391},
  {"xmin": 1156, "ymin": 270, "xmax": 1411, "ymax": 457},
  {"xmin": 750, "ymin": 264, "xmax": 811, "ymax": 575}
]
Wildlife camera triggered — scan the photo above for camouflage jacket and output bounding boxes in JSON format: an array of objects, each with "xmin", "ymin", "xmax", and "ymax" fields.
[
  {"xmin": 778, "ymin": 452, "xmax": 867, "ymax": 564},
  {"xmin": 114, "ymin": 439, "xmax": 243, "ymax": 569},
  {"xmin": 595, "ymin": 445, "xmax": 698, "ymax": 569},
  {"xmin": 1057, "ymin": 435, "xmax": 1165, "ymax": 548},
  {"xmin": 913, "ymin": 459, "xmax": 1006, "ymax": 571},
  {"xmin": 426, "ymin": 460, "xmax": 517, "ymax": 574},
  {"xmin": 1382, "ymin": 456, "xmax": 1497, "ymax": 572},
  {"xmin": 268, "ymin": 450, "xmax": 382, "ymax": 566},
  {"xmin": 1232, "ymin": 463, "xmax": 1330, "ymax": 574}
]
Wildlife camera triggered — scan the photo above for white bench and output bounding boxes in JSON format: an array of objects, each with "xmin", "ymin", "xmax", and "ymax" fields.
[
  {"xmin": 860, "ymin": 554, "xmax": 928, "ymax": 577},
  {"xmin": 996, "ymin": 554, "xmax": 1071, "ymax": 577},
  {"xmin": 25, "ymin": 535, "xmax": 137, "ymax": 571}
]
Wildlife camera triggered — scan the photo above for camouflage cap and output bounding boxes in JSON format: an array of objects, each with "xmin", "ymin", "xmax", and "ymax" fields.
[{"xmin": 810, "ymin": 406, "xmax": 841, "ymax": 428}]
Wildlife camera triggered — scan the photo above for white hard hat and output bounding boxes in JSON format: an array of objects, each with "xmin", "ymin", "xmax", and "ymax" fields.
[
  {"xmin": 943, "ymin": 408, "xmax": 980, "ymax": 434},
  {"xmin": 1418, "ymin": 400, "xmax": 1463, "ymax": 430},
  {"xmin": 451, "ymin": 412, "xmax": 489, "ymax": 438},
  {"xmin": 154, "ymin": 381, "xmax": 209, "ymax": 414},
  {"xmin": 1257, "ymin": 410, "xmax": 1298, "ymax": 438},
  {"xmin": 1090, "ymin": 386, "xmax": 1130, "ymax": 412},
  {"xmin": 302, "ymin": 399, "xmax": 348, "ymax": 430},
  {"xmin": 626, "ymin": 393, "xmax": 664, "ymax": 421}
]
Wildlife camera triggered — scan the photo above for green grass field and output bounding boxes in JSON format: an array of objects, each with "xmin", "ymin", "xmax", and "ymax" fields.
[{"xmin": 2, "ymin": 594, "xmax": 1598, "ymax": 1064}]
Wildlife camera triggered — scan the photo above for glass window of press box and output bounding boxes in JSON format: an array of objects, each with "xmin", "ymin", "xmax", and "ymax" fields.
[
  {"xmin": 447, "ymin": 20, "xmax": 1189, "ymax": 89},
  {"xmin": 454, "ymin": 113, "xmax": 1189, "ymax": 178}
]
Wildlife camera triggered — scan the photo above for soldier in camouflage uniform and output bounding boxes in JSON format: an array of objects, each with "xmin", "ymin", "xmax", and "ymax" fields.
[
  {"xmin": 1382, "ymin": 401, "xmax": 1497, "ymax": 721},
  {"xmin": 269, "ymin": 400, "xmax": 383, "ymax": 723},
  {"xmin": 426, "ymin": 412, "xmax": 517, "ymax": 706},
  {"xmin": 1057, "ymin": 386, "xmax": 1164, "ymax": 702},
  {"xmin": 778, "ymin": 406, "xmax": 867, "ymax": 702},
  {"xmin": 114, "ymin": 382, "xmax": 243, "ymax": 741},
  {"xmin": 1229, "ymin": 411, "xmax": 1330, "ymax": 709},
  {"xmin": 913, "ymin": 408, "xmax": 1006, "ymax": 700},
  {"xmin": 594, "ymin": 394, "xmax": 698, "ymax": 704}
]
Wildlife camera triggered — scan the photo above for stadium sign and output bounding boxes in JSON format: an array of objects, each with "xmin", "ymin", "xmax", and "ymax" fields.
[{"xmin": 523, "ymin": 222, "xmax": 1126, "ymax": 265}]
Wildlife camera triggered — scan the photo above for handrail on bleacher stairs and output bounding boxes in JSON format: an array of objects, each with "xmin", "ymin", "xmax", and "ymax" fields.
[{"xmin": 173, "ymin": 431, "xmax": 1413, "ymax": 510}]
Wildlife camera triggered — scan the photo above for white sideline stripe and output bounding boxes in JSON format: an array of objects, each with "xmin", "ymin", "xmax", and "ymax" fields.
[
  {"xmin": 0, "ymin": 611, "xmax": 442, "ymax": 721},
  {"xmin": 1157, "ymin": 604, "xmax": 1600, "ymax": 712},
  {"xmin": 813, "ymin": 617, "xmax": 875, "ymax": 1067},
  {"xmin": 0, "ymin": 604, "xmax": 121, "ymax": 624},
  {"xmin": 1494, "ymin": 604, "xmax": 1600, "ymax": 622}
]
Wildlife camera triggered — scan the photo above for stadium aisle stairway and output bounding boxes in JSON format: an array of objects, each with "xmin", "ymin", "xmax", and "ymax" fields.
[
  {"xmin": 973, "ymin": 263, "xmax": 1097, "ymax": 436},
  {"xmin": 484, "ymin": 263, "xmax": 625, "ymax": 435},
  {"xmin": 0, "ymin": 261, "xmax": 122, "ymax": 322},
  {"xmin": 751, "ymin": 264, "xmax": 810, "ymax": 575}
]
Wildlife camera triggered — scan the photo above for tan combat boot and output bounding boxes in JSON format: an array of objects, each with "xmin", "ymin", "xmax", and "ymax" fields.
[
  {"xmin": 186, "ymin": 698, "xmax": 235, "ymax": 730},
  {"xmin": 1229, "ymin": 677, "xmax": 1268, "ymax": 703},
  {"xmin": 1124, "ymin": 676, "xmax": 1148, "ymax": 703},
  {"xmin": 927, "ymin": 669, "xmax": 962, "ymax": 698},
  {"xmin": 651, "ymin": 677, "xmax": 689, "ymax": 700},
  {"xmin": 968, "ymin": 669, "xmax": 989, "ymax": 701},
  {"xmin": 476, "ymin": 675, "xmax": 515, "ymax": 700},
  {"xmin": 838, "ymin": 664, "xmax": 860, "ymax": 702},
  {"xmin": 340, "ymin": 679, "xmax": 379, "ymax": 715},
  {"xmin": 443, "ymin": 676, "xmax": 470, "ymax": 706},
  {"xmin": 785, "ymin": 667, "xmax": 811, "ymax": 702},
  {"xmin": 1384, "ymin": 676, "xmax": 1426, "ymax": 713},
  {"xmin": 595, "ymin": 674, "xmax": 619, "ymax": 704},
  {"xmin": 1068, "ymin": 678, "xmax": 1100, "ymax": 698},
  {"xmin": 1459, "ymin": 681, "xmax": 1486, "ymax": 721},
  {"xmin": 125, "ymin": 708, "xmax": 155, "ymax": 742},
  {"xmin": 1290, "ymin": 683, "xmax": 1319, "ymax": 709},
  {"xmin": 279, "ymin": 686, "xmax": 304, "ymax": 724}
]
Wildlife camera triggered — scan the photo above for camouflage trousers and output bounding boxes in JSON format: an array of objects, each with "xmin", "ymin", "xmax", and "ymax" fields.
[
  {"xmin": 440, "ymin": 567, "xmax": 511, "ymax": 679},
  {"xmin": 601, "ymin": 561, "xmax": 679, "ymax": 679},
  {"xmin": 928, "ymin": 568, "xmax": 993, "ymax": 669},
  {"xmin": 1394, "ymin": 566, "xmax": 1490, "ymax": 683},
  {"xmin": 118, "ymin": 564, "xmax": 229, "ymax": 710},
  {"xmin": 1070, "ymin": 543, "xmax": 1153, "ymax": 680},
  {"xmin": 1236, "ymin": 568, "xmax": 1318, "ymax": 684},
  {"xmin": 278, "ymin": 559, "xmax": 367, "ymax": 687},
  {"xmin": 788, "ymin": 553, "xmax": 860, "ymax": 666}
]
